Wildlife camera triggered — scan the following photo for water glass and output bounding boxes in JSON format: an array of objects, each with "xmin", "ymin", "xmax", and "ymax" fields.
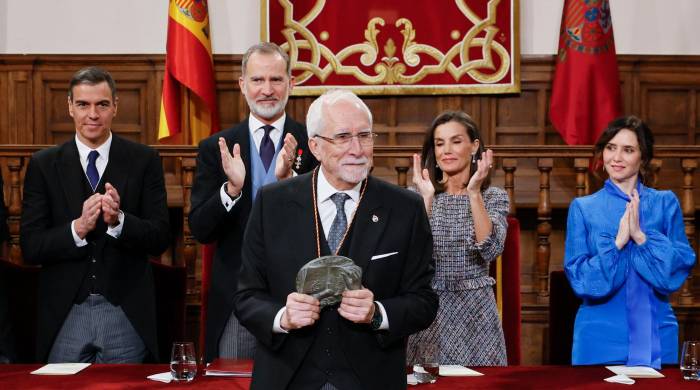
[
  {"xmin": 170, "ymin": 341, "xmax": 197, "ymax": 382},
  {"xmin": 681, "ymin": 340, "xmax": 700, "ymax": 380},
  {"xmin": 416, "ymin": 343, "xmax": 440, "ymax": 380}
]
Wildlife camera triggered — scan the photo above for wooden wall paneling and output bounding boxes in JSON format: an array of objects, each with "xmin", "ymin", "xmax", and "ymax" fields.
[
  {"xmin": 0, "ymin": 61, "xmax": 34, "ymax": 144},
  {"xmin": 618, "ymin": 60, "xmax": 635, "ymax": 117},
  {"xmin": 32, "ymin": 66, "xmax": 47, "ymax": 145},
  {"xmin": 492, "ymin": 87, "xmax": 542, "ymax": 146},
  {"xmin": 638, "ymin": 64, "xmax": 700, "ymax": 144},
  {"xmin": 0, "ymin": 70, "xmax": 6, "ymax": 144},
  {"xmin": 214, "ymin": 56, "xmax": 243, "ymax": 130},
  {"xmin": 690, "ymin": 90, "xmax": 697, "ymax": 145},
  {"xmin": 8, "ymin": 70, "xmax": 32, "ymax": 144},
  {"xmin": 39, "ymin": 73, "xmax": 75, "ymax": 145}
]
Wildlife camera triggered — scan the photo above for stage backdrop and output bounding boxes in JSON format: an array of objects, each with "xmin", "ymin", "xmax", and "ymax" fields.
[{"xmin": 262, "ymin": 0, "xmax": 520, "ymax": 95}]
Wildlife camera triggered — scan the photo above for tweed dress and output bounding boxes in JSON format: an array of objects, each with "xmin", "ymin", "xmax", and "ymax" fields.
[{"xmin": 407, "ymin": 186, "xmax": 509, "ymax": 366}]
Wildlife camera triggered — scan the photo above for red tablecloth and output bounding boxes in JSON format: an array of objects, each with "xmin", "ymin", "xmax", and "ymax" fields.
[{"xmin": 0, "ymin": 364, "xmax": 696, "ymax": 389}]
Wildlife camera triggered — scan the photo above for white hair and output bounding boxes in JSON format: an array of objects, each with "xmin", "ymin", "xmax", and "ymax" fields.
[{"xmin": 306, "ymin": 89, "xmax": 373, "ymax": 138}]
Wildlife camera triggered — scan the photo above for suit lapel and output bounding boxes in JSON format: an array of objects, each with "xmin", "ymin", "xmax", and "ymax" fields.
[
  {"xmin": 56, "ymin": 140, "xmax": 87, "ymax": 218},
  {"xmin": 348, "ymin": 177, "xmax": 388, "ymax": 272},
  {"xmin": 100, "ymin": 135, "xmax": 130, "ymax": 198}
]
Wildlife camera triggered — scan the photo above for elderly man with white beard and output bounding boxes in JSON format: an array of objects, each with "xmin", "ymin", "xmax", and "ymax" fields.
[
  {"xmin": 189, "ymin": 42, "xmax": 318, "ymax": 362},
  {"xmin": 233, "ymin": 89, "xmax": 438, "ymax": 390}
]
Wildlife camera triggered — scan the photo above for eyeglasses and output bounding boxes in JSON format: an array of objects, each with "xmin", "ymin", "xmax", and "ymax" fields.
[{"xmin": 314, "ymin": 131, "xmax": 378, "ymax": 146}]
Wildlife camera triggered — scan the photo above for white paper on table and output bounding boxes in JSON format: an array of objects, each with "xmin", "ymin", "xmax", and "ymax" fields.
[
  {"xmin": 605, "ymin": 365, "xmax": 665, "ymax": 378},
  {"xmin": 147, "ymin": 372, "xmax": 173, "ymax": 383},
  {"xmin": 439, "ymin": 365, "xmax": 484, "ymax": 377},
  {"xmin": 407, "ymin": 373, "xmax": 418, "ymax": 385},
  {"xmin": 31, "ymin": 363, "xmax": 91, "ymax": 375},
  {"xmin": 604, "ymin": 374, "xmax": 636, "ymax": 385}
]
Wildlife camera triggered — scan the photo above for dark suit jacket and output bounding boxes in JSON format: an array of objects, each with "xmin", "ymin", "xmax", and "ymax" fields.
[
  {"xmin": 0, "ymin": 175, "xmax": 12, "ymax": 362},
  {"xmin": 20, "ymin": 135, "xmax": 170, "ymax": 361},
  {"xmin": 233, "ymin": 172, "xmax": 438, "ymax": 390},
  {"xmin": 188, "ymin": 116, "xmax": 317, "ymax": 361}
]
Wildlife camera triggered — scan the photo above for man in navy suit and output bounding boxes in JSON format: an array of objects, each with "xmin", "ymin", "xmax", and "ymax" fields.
[
  {"xmin": 189, "ymin": 42, "xmax": 317, "ymax": 361},
  {"xmin": 234, "ymin": 89, "xmax": 437, "ymax": 390},
  {"xmin": 20, "ymin": 67, "xmax": 170, "ymax": 363}
]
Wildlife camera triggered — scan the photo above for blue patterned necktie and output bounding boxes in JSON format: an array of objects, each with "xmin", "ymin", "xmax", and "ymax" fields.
[
  {"xmin": 86, "ymin": 150, "xmax": 100, "ymax": 191},
  {"xmin": 327, "ymin": 192, "xmax": 350, "ymax": 254},
  {"xmin": 259, "ymin": 125, "xmax": 275, "ymax": 171}
]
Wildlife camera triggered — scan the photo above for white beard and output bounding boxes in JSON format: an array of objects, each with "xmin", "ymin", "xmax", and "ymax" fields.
[{"xmin": 246, "ymin": 94, "xmax": 289, "ymax": 120}]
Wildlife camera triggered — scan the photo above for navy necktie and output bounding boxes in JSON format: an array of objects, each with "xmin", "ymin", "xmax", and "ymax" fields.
[
  {"xmin": 86, "ymin": 150, "xmax": 100, "ymax": 191},
  {"xmin": 259, "ymin": 125, "xmax": 275, "ymax": 172},
  {"xmin": 328, "ymin": 193, "xmax": 350, "ymax": 254}
]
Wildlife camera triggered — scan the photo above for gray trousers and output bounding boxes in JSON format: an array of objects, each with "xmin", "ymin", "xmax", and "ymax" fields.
[
  {"xmin": 47, "ymin": 294, "xmax": 146, "ymax": 363},
  {"xmin": 218, "ymin": 311, "xmax": 256, "ymax": 359}
]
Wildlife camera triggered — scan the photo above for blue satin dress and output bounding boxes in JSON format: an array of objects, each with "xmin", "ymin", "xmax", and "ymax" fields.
[{"xmin": 564, "ymin": 180, "xmax": 695, "ymax": 368}]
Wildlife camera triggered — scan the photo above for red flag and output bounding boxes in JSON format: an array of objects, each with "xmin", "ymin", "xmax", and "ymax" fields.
[
  {"xmin": 550, "ymin": 0, "xmax": 621, "ymax": 145},
  {"xmin": 158, "ymin": 0, "xmax": 219, "ymax": 359},
  {"xmin": 159, "ymin": 0, "xmax": 219, "ymax": 144}
]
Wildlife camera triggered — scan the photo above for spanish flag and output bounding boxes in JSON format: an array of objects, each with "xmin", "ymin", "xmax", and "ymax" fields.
[{"xmin": 158, "ymin": 0, "xmax": 219, "ymax": 144}]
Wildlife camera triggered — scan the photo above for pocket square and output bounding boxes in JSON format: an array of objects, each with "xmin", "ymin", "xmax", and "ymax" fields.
[{"xmin": 370, "ymin": 252, "xmax": 398, "ymax": 261}]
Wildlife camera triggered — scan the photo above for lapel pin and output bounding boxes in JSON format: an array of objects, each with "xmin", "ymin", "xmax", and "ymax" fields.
[
  {"xmin": 372, "ymin": 214, "xmax": 379, "ymax": 223},
  {"xmin": 294, "ymin": 148, "xmax": 303, "ymax": 170}
]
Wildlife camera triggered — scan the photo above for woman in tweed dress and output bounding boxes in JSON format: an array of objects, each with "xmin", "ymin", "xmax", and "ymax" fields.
[{"xmin": 407, "ymin": 111, "xmax": 509, "ymax": 366}]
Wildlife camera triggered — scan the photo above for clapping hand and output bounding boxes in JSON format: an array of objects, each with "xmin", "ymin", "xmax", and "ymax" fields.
[
  {"xmin": 615, "ymin": 189, "xmax": 646, "ymax": 249},
  {"xmin": 412, "ymin": 154, "xmax": 435, "ymax": 213},
  {"xmin": 615, "ymin": 203, "xmax": 631, "ymax": 249},
  {"xmin": 275, "ymin": 133, "xmax": 298, "ymax": 180},
  {"xmin": 218, "ymin": 137, "xmax": 245, "ymax": 197},
  {"xmin": 74, "ymin": 193, "xmax": 103, "ymax": 239},
  {"xmin": 628, "ymin": 189, "xmax": 646, "ymax": 245},
  {"xmin": 102, "ymin": 182, "xmax": 121, "ymax": 227},
  {"xmin": 466, "ymin": 149, "xmax": 493, "ymax": 193}
]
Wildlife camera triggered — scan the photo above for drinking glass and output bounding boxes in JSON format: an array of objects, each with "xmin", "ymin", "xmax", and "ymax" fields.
[
  {"xmin": 170, "ymin": 341, "xmax": 197, "ymax": 382},
  {"xmin": 416, "ymin": 343, "xmax": 440, "ymax": 380},
  {"xmin": 681, "ymin": 340, "xmax": 700, "ymax": 381}
]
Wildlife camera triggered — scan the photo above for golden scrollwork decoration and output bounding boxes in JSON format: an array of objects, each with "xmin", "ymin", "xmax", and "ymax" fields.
[{"xmin": 265, "ymin": 0, "xmax": 519, "ymax": 94}]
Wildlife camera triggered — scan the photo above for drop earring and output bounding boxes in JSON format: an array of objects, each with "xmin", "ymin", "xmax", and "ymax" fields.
[{"xmin": 471, "ymin": 153, "xmax": 476, "ymax": 164}]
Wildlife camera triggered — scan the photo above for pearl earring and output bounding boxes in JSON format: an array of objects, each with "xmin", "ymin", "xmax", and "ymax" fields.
[{"xmin": 471, "ymin": 153, "xmax": 476, "ymax": 164}]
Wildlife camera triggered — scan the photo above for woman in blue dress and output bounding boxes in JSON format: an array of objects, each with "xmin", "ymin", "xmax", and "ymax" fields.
[{"xmin": 565, "ymin": 115, "xmax": 695, "ymax": 368}]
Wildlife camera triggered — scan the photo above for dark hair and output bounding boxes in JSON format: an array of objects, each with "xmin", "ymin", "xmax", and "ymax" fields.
[
  {"xmin": 593, "ymin": 115, "xmax": 654, "ymax": 185},
  {"xmin": 421, "ymin": 110, "xmax": 490, "ymax": 193},
  {"xmin": 241, "ymin": 42, "xmax": 291, "ymax": 77},
  {"xmin": 68, "ymin": 66, "xmax": 117, "ymax": 101}
]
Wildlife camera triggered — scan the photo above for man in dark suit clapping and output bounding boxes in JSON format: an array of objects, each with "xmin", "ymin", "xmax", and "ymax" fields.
[
  {"xmin": 189, "ymin": 42, "xmax": 317, "ymax": 361},
  {"xmin": 20, "ymin": 67, "xmax": 170, "ymax": 363}
]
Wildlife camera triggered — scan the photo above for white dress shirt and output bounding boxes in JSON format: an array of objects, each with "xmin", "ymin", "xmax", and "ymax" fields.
[
  {"xmin": 219, "ymin": 114, "xmax": 287, "ymax": 211},
  {"xmin": 71, "ymin": 133, "xmax": 124, "ymax": 246}
]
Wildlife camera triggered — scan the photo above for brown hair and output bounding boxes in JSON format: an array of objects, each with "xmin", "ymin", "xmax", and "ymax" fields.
[
  {"xmin": 592, "ymin": 115, "xmax": 654, "ymax": 185},
  {"xmin": 421, "ymin": 110, "xmax": 490, "ymax": 193},
  {"xmin": 241, "ymin": 42, "xmax": 291, "ymax": 77},
  {"xmin": 68, "ymin": 66, "xmax": 116, "ymax": 102}
]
